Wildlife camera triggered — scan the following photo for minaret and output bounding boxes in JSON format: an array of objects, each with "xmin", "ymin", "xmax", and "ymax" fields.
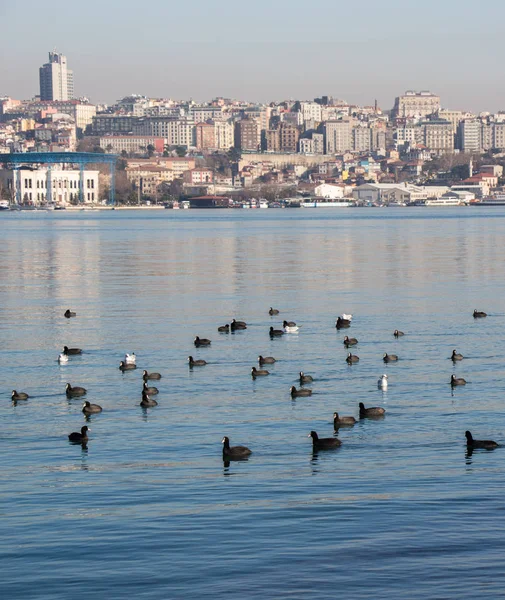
[{"xmin": 469, "ymin": 158, "xmax": 473, "ymax": 178}]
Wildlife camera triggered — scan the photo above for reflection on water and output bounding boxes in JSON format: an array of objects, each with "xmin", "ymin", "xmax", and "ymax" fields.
[
  {"xmin": 310, "ymin": 450, "xmax": 320, "ymax": 473},
  {"xmin": 3, "ymin": 208, "xmax": 505, "ymax": 599},
  {"xmin": 3, "ymin": 210, "xmax": 505, "ymax": 321}
]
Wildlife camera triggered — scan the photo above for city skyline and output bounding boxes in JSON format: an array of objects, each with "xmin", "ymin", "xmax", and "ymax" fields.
[{"xmin": 1, "ymin": 0, "xmax": 505, "ymax": 111}]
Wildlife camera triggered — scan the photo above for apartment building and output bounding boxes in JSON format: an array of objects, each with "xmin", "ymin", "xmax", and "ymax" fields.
[
  {"xmin": 298, "ymin": 138, "xmax": 314, "ymax": 154},
  {"xmin": 394, "ymin": 126, "xmax": 420, "ymax": 146},
  {"xmin": 243, "ymin": 107, "xmax": 269, "ymax": 134},
  {"xmin": 352, "ymin": 125, "xmax": 372, "ymax": 152},
  {"xmin": 481, "ymin": 123, "xmax": 493, "ymax": 151},
  {"xmin": 458, "ymin": 119, "xmax": 482, "ymax": 153},
  {"xmin": 125, "ymin": 166, "xmax": 179, "ymax": 196},
  {"xmin": 214, "ymin": 120, "xmax": 234, "ymax": 150},
  {"xmin": 312, "ymin": 133, "xmax": 324, "ymax": 154},
  {"xmin": 300, "ymin": 102, "xmax": 322, "ymax": 123},
  {"xmin": 99, "ymin": 136, "xmax": 165, "ymax": 154},
  {"xmin": 281, "ymin": 112, "xmax": 304, "ymax": 127},
  {"xmin": 189, "ymin": 106, "xmax": 224, "ymax": 123},
  {"xmin": 140, "ymin": 117, "xmax": 195, "ymax": 148},
  {"xmin": 371, "ymin": 129, "xmax": 387, "ymax": 152},
  {"xmin": 437, "ymin": 109, "xmax": 474, "ymax": 134},
  {"xmin": 155, "ymin": 157, "xmax": 196, "ymax": 174},
  {"xmin": 195, "ymin": 122, "xmax": 216, "ymax": 150},
  {"xmin": 493, "ymin": 123, "xmax": 505, "ymax": 150},
  {"xmin": 235, "ymin": 118, "xmax": 259, "ymax": 151},
  {"xmin": 92, "ymin": 115, "xmax": 138, "ymax": 135},
  {"xmin": 422, "ymin": 119, "xmax": 454, "ymax": 153},
  {"xmin": 11, "ymin": 100, "xmax": 96, "ymax": 130},
  {"xmin": 279, "ymin": 122, "xmax": 300, "ymax": 152},
  {"xmin": 324, "ymin": 120, "xmax": 353, "ymax": 154},
  {"xmin": 392, "ymin": 91, "xmax": 440, "ymax": 120},
  {"xmin": 39, "ymin": 51, "xmax": 74, "ymax": 101},
  {"xmin": 182, "ymin": 168, "xmax": 213, "ymax": 185},
  {"xmin": 265, "ymin": 129, "xmax": 280, "ymax": 152}
]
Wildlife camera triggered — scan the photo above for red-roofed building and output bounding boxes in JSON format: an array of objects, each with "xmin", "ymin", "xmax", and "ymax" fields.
[{"xmin": 453, "ymin": 173, "xmax": 498, "ymax": 198}]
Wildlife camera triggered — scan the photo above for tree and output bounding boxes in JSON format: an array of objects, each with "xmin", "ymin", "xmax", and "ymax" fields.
[
  {"xmin": 113, "ymin": 171, "xmax": 135, "ymax": 204},
  {"xmin": 126, "ymin": 190, "xmax": 138, "ymax": 204},
  {"xmin": 422, "ymin": 152, "xmax": 476, "ymax": 178},
  {"xmin": 169, "ymin": 178, "xmax": 183, "ymax": 199},
  {"xmin": 257, "ymin": 184, "xmax": 282, "ymax": 202},
  {"xmin": 205, "ymin": 152, "xmax": 232, "ymax": 175},
  {"xmin": 147, "ymin": 144, "xmax": 155, "ymax": 158},
  {"xmin": 158, "ymin": 181, "xmax": 172, "ymax": 201},
  {"xmin": 77, "ymin": 136, "xmax": 103, "ymax": 153},
  {"xmin": 175, "ymin": 146, "xmax": 187, "ymax": 157},
  {"xmin": 451, "ymin": 164, "xmax": 470, "ymax": 181},
  {"xmin": 227, "ymin": 147, "xmax": 242, "ymax": 163},
  {"xmin": 0, "ymin": 180, "xmax": 12, "ymax": 201}
]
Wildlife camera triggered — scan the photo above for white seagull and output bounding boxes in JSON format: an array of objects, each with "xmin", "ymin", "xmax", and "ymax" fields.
[
  {"xmin": 124, "ymin": 353, "xmax": 136, "ymax": 365},
  {"xmin": 378, "ymin": 374, "xmax": 388, "ymax": 389}
]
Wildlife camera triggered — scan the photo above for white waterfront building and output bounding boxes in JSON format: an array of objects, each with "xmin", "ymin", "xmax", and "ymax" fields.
[
  {"xmin": 0, "ymin": 167, "xmax": 99, "ymax": 205},
  {"xmin": 353, "ymin": 183, "xmax": 449, "ymax": 205},
  {"xmin": 314, "ymin": 183, "xmax": 348, "ymax": 199}
]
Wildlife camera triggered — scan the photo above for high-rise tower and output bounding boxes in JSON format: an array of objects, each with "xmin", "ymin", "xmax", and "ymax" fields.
[{"xmin": 39, "ymin": 51, "xmax": 74, "ymax": 101}]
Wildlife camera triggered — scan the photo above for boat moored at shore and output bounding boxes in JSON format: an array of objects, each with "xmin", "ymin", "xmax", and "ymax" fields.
[
  {"xmin": 471, "ymin": 194, "xmax": 505, "ymax": 206},
  {"xmin": 300, "ymin": 197, "xmax": 354, "ymax": 208},
  {"xmin": 425, "ymin": 197, "xmax": 463, "ymax": 207}
]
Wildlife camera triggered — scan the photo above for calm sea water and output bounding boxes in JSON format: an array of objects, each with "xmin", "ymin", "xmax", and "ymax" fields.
[{"xmin": 2, "ymin": 207, "xmax": 505, "ymax": 599}]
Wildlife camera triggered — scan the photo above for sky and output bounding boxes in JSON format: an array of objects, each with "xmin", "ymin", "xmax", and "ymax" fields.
[{"xmin": 1, "ymin": 0, "xmax": 505, "ymax": 112}]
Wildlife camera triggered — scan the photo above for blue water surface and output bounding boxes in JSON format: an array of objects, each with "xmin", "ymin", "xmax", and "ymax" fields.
[{"xmin": 1, "ymin": 207, "xmax": 505, "ymax": 599}]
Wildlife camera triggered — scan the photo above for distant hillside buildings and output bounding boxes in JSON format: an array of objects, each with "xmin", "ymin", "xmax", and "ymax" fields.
[{"xmin": 3, "ymin": 55, "xmax": 505, "ymax": 206}]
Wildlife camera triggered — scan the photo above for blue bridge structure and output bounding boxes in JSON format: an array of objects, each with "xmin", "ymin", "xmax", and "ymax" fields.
[{"xmin": 0, "ymin": 152, "xmax": 119, "ymax": 205}]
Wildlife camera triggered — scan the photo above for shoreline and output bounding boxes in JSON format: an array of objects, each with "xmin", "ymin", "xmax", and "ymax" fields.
[
  {"xmin": 4, "ymin": 203, "xmax": 504, "ymax": 213},
  {"xmin": 67, "ymin": 205, "xmax": 166, "ymax": 210}
]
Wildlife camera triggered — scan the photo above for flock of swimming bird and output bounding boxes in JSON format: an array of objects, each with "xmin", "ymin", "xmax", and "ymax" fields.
[
  {"xmin": 10, "ymin": 306, "xmax": 498, "ymax": 456},
  {"xmin": 219, "ymin": 308, "xmax": 499, "ymax": 456}
]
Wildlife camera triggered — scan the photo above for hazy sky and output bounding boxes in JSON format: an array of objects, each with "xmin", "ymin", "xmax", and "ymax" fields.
[{"xmin": 2, "ymin": 0, "xmax": 505, "ymax": 112}]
